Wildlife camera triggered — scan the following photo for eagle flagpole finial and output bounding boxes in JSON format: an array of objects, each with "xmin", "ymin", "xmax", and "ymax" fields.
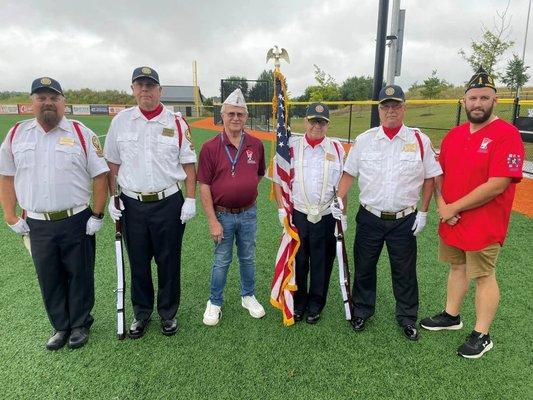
[{"xmin": 266, "ymin": 45, "xmax": 290, "ymax": 71}]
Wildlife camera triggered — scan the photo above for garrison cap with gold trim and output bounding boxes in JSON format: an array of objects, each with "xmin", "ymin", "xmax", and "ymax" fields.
[
  {"xmin": 306, "ymin": 102, "xmax": 330, "ymax": 122},
  {"xmin": 378, "ymin": 84, "xmax": 405, "ymax": 103},
  {"xmin": 465, "ymin": 66, "xmax": 496, "ymax": 93},
  {"xmin": 30, "ymin": 77, "xmax": 63, "ymax": 95},
  {"xmin": 132, "ymin": 66, "xmax": 160, "ymax": 84}
]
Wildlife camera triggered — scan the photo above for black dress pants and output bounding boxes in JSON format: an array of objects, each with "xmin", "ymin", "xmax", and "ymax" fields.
[
  {"xmin": 351, "ymin": 206, "xmax": 418, "ymax": 326},
  {"xmin": 122, "ymin": 191, "xmax": 185, "ymax": 321},
  {"xmin": 292, "ymin": 210, "xmax": 337, "ymax": 315},
  {"xmin": 27, "ymin": 208, "xmax": 95, "ymax": 331}
]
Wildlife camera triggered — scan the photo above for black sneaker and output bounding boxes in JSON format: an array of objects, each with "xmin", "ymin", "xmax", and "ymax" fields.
[
  {"xmin": 420, "ymin": 311, "xmax": 463, "ymax": 331},
  {"xmin": 457, "ymin": 330, "xmax": 493, "ymax": 359}
]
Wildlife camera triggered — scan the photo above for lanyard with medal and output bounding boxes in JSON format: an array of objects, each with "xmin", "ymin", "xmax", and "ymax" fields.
[{"xmin": 221, "ymin": 132, "xmax": 244, "ymax": 177}]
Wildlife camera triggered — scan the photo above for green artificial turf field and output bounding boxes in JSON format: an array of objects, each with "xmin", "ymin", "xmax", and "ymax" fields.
[{"xmin": 0, "ymin": 115, "xmax": 531, "ymax": 399}]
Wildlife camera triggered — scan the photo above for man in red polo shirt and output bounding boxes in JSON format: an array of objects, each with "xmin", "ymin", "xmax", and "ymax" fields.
[
  {"xmin": 197, "ymin": 89, "xmax": 266, "ymax": 326},
  {"xmin": 420, "ymin": 66, "xmax": 525, "ymax": 359}
]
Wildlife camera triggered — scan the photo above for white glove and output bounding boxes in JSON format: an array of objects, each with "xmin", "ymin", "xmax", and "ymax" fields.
[
  {"xmin": 278, "ymin": 208, "xmax": 287, "ymax": 227},
  {"xmin": 340, "ymin": 214, "xmax": 348, "ymax": 232},
  {"xmin": 411, "ymin": 211, "xmax": 428, "ymax": 236},
  {"xmin": 8, "ymin": 218, "xmax": 30, "ymax": 235},
  {"xmin": 108, "ymin": 196, "xmax": 124, "ymax": 221},
  {"xmin": 180, "ymin": 198, "xmax": 196, "ymax": 224},
  {"xmin": 330, "ymin": 197, "xmax": 344, "ymax": 220},
  {"xmin": 86, "ymin": 216, "xmax": 103, "ymax": 235}
]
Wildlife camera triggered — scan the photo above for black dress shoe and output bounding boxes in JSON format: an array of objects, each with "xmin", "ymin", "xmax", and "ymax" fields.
[
  {"xmin": 293, "ymin": 311, "xmax": 304, "ymax": 322},
  {"xmin": 129, "ymin": 318, "xmax": 150, "ymax": 339},
  {"xmin": 351, "ymin": 317, "xmax": 365, "ymax": 331},
  {"xmin": 161, "ymin": 318, "xmax": 179, "ymax": 336},
  {"xmin": 68, "ymin": 327, "xmax": 89, "ymax": 349},
  {"xmin": 403, "ymin": 324, "xmax": 420, "ymax": 341},
  {"xmin": 306, "ymin": 313, "xmax": 320, "ymax": 324},
  {"xmin": 46, "ymin": 330, "xmax": 69, "ymax": 350}
]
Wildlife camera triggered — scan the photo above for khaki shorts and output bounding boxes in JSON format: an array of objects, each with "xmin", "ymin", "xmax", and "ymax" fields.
[{"xmin": 438, "ymin": 240, "xmax": 501, "ymax": 279}]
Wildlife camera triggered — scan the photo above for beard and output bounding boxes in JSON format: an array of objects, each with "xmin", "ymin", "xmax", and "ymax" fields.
[
  {"xmin": 39, "ymin": 108, "xmax": 61, "ymax": 127},
  {"xmin": 465, "ymin": 103, "xmax": 494, "ymax": 124}
]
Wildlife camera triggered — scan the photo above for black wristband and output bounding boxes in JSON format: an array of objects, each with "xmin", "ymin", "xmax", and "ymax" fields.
[{"xmin": 92, "ymin": 212, "xmax": 104, "ymax": 219}]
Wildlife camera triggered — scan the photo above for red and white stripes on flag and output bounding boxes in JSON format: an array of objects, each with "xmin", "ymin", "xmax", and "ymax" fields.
[{"xmin": 270, "ymin": 70, "xmax": 300, "ymax": 326}]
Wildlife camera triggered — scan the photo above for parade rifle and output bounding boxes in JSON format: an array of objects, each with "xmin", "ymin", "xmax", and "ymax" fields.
[
  {"xmin": 114, "ymin": 179, "xmax": 126, "ymax": 339},
  {"xmin": 333, "ymin": 191, "xmax": 353, "ymax": 321}
]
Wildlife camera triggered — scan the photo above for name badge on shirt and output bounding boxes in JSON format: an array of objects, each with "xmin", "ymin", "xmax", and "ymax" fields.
[
  {"xmin": 59, "ymin": 136, "xmax": 75, "ymax": 146},
  {"xmin": 325, "ymin": 153, "xmax": 336, "ymax": 161},
  {"xmin": 403, "ymin": 143, "xmax": 416, "ymax": 152},
  {"xmin": 162, "ymin": 128, "xmax": 175, "ymax": 137}
]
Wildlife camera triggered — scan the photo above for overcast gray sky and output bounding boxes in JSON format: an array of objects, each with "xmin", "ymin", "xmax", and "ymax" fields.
[{"xmin": 0, "ymin": 0, "xmax": 531, "ymax": 97}]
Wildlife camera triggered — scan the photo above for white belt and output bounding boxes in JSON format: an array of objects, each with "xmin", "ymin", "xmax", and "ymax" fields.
[
  {"xmin": 361, "ymin": 203, "xmax": 417, "ymax": 220},
  {"xmin": 122, "ymin": 184, "xmax": 180, "ymax": 202},
  {"xmin": 27, "ymin": 205, "xmax": 88, "ymax": 221}
]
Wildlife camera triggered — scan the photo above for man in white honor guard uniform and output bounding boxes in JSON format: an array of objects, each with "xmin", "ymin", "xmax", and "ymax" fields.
[
  {"xmin": 274, "ymin": 102, "xmax": 345, "ymax": 324},
  {"xmin": 105, "ymin": 66, "xmax": 197, "ymax": 338},
  {"xmin": 0, "ymin": 77, "xmax": 109, "ymax": 350},
  {"xmin": 331, "ymin": 85, "xmax": 442, "ymax": 341}
]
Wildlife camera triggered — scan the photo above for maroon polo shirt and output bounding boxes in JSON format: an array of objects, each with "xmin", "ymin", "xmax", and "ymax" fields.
[{"xmin": 197, "ymin": 131, "xmax": 265, "ymax": 208}]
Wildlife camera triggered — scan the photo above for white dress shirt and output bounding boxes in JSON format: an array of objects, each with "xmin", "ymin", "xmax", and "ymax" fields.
[
  {"xmin": 275, "ymin": 135, "xmax": 345, "ymax": 215},
  {"xmin": 104, "ymin": 106, "xmax": 197, "ymax": 192},
  {"xmin": 343, "ymin": 125, "xmax": 442, "ymax": 212},
  {"xmin": 0, "ymin": 117, "xmax": 109, "ymax": 212}
]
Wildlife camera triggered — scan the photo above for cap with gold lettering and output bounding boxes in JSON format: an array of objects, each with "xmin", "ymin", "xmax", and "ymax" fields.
[
  {"xmin": 30, "ymin": 77, "xmax": 63, "ymax": 95},
  {"xmin": 378, "ymin": 84, "xmax": 405, "ymax": 103},
  {"xmin": 465, "ymin": 66, "xmax": 496, "ymax": 93},
  {"xmin": 305, "ymin": 102, "xmax": 330, "ymax": 122},
  {"xmin": 132, "ymin": 66, "xmax": 160, "ymax": 84}
]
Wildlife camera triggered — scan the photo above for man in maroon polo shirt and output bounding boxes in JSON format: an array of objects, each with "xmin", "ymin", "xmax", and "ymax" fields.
[
  {"xmin": 420, "ymin": 66, "xmax": 525, "ymax": 359},
  {"xmin": 197, "ymin": 89, "xmax": 266, "ymax": 326}
]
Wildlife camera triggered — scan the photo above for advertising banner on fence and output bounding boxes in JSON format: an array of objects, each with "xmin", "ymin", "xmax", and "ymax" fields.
[
  {"xmin": 64, "ymin": 105, "xmax": 73, "ymax": 115},
  {"xmin": 108, "ymin": 105, "xmax": 126, "ymax": 116},
  {"xmin": 17, "ymin": 104, "xmax": 34, "ymax": 115},
  {"xmin": 72, "ymin": 104, "xmax": 91, "ymax": 115},
  {"xmin": 90, "ymin": 104, "xmax": 109, "ymax": 115},
  {"xmin": 0, "ymin": 104, "xmax": 19, "ymax": 114}
]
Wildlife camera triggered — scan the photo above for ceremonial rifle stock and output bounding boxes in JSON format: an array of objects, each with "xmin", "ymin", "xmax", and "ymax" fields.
[
  {"xmin": 333, "ymin": 193, "xmax": 353, "ymax": 321},
  {"xmin": 114, "ymin": 180, "xmax": 126, "ymax": 340}
]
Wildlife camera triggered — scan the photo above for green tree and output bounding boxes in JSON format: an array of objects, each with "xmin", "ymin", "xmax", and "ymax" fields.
[
  {"xmin": 248, "ymin": 69, "xmax": 273, "ymax": 102},
  {"xmin": 308, "ymin": 65, "xmax": 340, "ymax": 101},
  {"xmin": 222, "ymin": 76, "xmax": 248, "ymax": 100},
  {"xmin": 340, "ymin": 76, "xmax": 373, "ymax": 100},
  {"xmin": 501, "ymin": 54, "xmax": 530, "ymax": 96},
  {"xmin": 420, "ymin": 70, "xmax": 451, "ymax": 99},
  {"xmin": 458, "ymin": 3, "xmax": 514, "ymax": 79}
]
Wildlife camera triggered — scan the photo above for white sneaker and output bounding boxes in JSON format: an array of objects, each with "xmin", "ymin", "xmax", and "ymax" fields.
[
  {"xmin": 203, "ymin": 300, "xmax": 221, "ymax": 326},
  {"xmin": 241, "ymin": 295, "xmax": 266, "ymax": 319}
]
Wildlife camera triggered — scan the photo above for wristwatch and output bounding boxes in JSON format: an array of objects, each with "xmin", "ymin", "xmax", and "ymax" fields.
[{"xmin": 92, "ymin": 212, "xmax": 104, "ymax": 219}]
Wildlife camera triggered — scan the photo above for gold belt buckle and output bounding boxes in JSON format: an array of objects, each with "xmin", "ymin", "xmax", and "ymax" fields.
[
  {"xmin": 46, "ymin": 210, "xmax": 69, "ymax": 221},
  {"xmin": 140, "ymin": 193, "xmax": 159, "ymax": 202}
]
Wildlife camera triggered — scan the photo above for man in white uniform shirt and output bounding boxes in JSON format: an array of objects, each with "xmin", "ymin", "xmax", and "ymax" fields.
[
  {"xmin": 0, "ymin": 77, "xmax": 109, "ymax": 350},
  {"xmin": 331, "ymin": 85, "xmax": 442, "ymax": 340},
  {"xmin": 105, "ymin": 66, "xmax": 197, "ymax": 338},
  {"xmin": 274, "ymin": 103, "xmax": 345, "ymax": 324}
]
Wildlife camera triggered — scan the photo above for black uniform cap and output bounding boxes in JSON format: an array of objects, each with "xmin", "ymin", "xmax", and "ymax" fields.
[
  {"xmin": 132, "ymin": 66, "xmax": 160, "ymax": 84},
  {"xmin": 305, "ymin": 102, "xmax": 330, "ymax": 122},
  {"xmin": 465, "ymin": 66, "xmax": 496, "ymax": 93},
  {"xmin": 30, "ymin": 77, "xmax": 63, "ymax": 95}
]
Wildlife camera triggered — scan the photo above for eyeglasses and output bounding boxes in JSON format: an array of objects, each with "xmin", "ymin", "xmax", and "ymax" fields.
[
  {"xmin": 379, "ymin": 103, "xmax": 403, "ymax": 111},
  {"xmin": 309, "ymin": 119, "xmax": 328, "ymax": 127},
  {"xmin": 225, "ymin": 112, "xmax": 247, "ymax": 119}
]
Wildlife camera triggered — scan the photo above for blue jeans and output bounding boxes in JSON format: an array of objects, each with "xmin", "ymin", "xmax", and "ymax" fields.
[{"xmin": 209, "ymin": 205, "xmax": 257, "ymax": 306}]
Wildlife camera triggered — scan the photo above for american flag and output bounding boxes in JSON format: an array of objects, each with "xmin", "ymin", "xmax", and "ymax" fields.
[{"xmin": 270, "ymin": 70, "xmax": 300, "ymax": 326}]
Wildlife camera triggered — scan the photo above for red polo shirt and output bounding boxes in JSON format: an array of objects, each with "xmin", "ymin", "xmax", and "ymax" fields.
[
  {"xmin": 197, "ymin": 131, "xmax": 265, "ymax": 208},
  {"xmin": 438, "ymin": 118, "xmax": 524, "ymax": 250}
]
